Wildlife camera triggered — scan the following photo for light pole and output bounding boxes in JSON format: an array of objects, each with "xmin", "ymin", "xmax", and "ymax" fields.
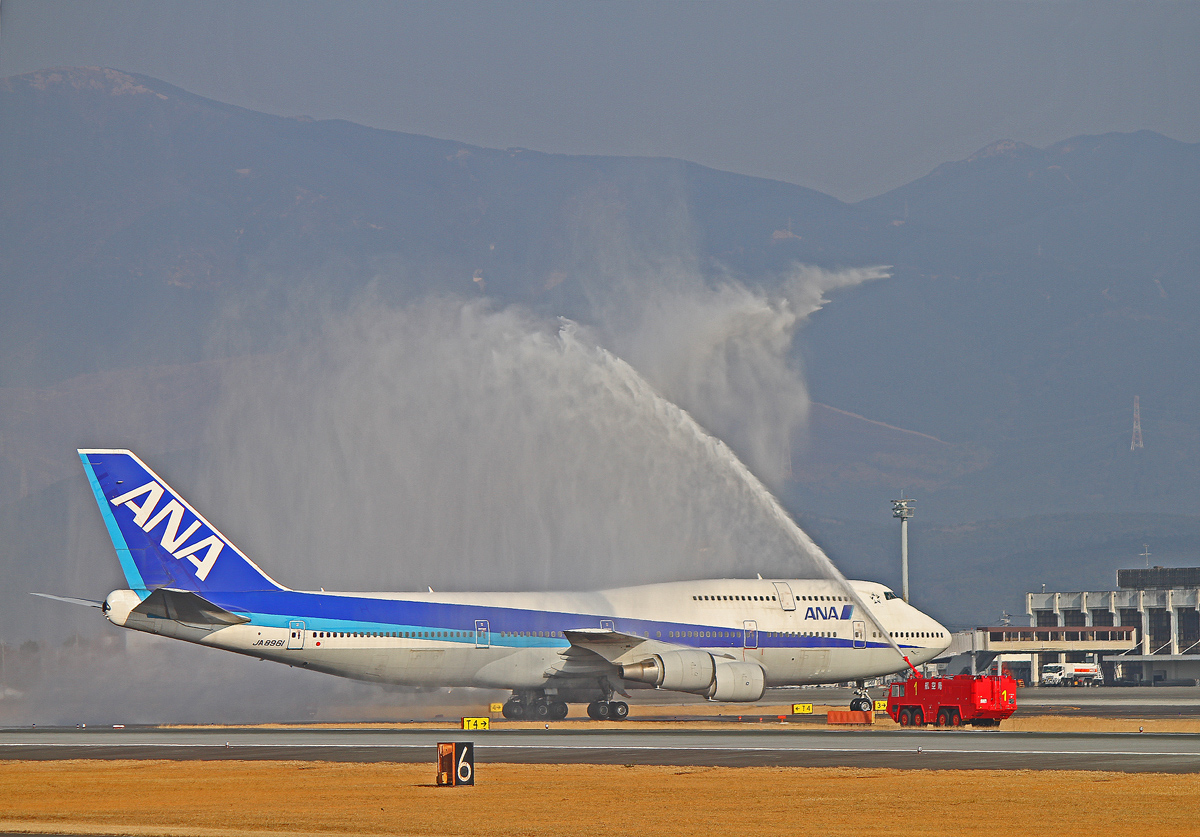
[{"xmin": 891, "ymin": 495, "xmax": 915, "ymax": 604}]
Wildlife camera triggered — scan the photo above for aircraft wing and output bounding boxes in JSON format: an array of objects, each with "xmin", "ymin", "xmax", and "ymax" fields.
[
  {"xmin": 561, "ymin": 628, "xmax": 730, "ymax": 665},
  {"xmin": 552, "ymin": 629, "xmax": 743, "ymax": 692},
  {"xmin": 561, "ymin": 628, "xmax": 651, "ymax": 663},
  {"xmin": 545, "ymin": 628, "xmax": 666, "ymax": 687}
]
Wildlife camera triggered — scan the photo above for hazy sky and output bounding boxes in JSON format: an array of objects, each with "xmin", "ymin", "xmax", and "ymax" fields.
[{"xmin": 2, "ymin": 0, "xmax": 1197, "ymax": 201}]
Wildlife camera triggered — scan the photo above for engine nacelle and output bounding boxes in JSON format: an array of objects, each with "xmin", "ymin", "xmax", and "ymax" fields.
[
  {"xmin": 103, "ymin": 589, "xmax": 142, "ymax": 628},
  {"xmin": 706, "ymin": 661, "xmax": 765, "ymax": 702},
  {"xmin": 620, "ymin": 649, "xmax": 715, "ymax": 693}
]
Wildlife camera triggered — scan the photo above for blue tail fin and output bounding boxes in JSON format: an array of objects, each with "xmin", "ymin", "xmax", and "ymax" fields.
[{"xmin": 78, "ymin": 450, "xmax": 286, "ymax": 595}]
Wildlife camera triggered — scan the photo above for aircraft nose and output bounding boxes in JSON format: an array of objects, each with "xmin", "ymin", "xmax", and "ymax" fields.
[{"xmin": 933, "ymin": 620, "xmax": 951, "ymax": 653}]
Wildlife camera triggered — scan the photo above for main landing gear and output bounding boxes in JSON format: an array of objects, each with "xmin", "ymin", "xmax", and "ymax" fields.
[
  {"xmin": 501, "ymin": 691, "xmax": 630, "ymax": 722},
  {"xmin": 585, "ymin": 700, "xmax": 629, "ymax": 720},
  {"xmin": 502, "ymin": 696, "xmax": 568, "ymax": 720}
]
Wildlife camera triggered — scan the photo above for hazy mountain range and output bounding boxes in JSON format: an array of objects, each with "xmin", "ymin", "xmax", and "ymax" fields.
[{"xmin": 3, "ymin": 67, "xmax": 1199, "ymax": 639}]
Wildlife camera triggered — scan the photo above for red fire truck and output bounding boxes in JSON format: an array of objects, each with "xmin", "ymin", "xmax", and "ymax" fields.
[{"xmin": 885, "ymin": 672, "xmax": 1018, "ymax": 727}]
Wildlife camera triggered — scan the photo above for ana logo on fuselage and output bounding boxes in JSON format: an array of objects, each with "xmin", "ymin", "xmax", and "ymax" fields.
[
  {"xmin": 805, "ymin": 605, "xmax": 854, "ymax": 621},
  {"xmin": 108, "ymin": 481, "xmax": 223, "ymax": 581}
]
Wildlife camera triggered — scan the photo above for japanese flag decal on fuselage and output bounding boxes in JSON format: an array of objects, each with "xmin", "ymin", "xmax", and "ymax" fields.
[{"xmin": 78, "ymin": 450, "xmax": 285, "ymax": 595}]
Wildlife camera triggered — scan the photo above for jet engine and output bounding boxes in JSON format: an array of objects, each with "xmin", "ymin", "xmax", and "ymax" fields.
[
  {"xmin": 620, "ymin": 651, "xmax": 765, "ymax": 701},
  {"xmin": 708, "ymin": 660, "xmax": 765, "ymax": 701},
  {"xmin": 620, "ymin": 649, "xmax": 714, "ymax": 692}
]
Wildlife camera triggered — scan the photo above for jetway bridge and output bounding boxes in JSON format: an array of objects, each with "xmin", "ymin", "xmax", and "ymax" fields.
[{"xmin": 941, "ymin": 626, "xmax": 1137, "ymax": 682}]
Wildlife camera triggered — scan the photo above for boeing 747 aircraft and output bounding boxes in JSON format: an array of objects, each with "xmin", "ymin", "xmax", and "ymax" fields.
[{"xmin": 54, "ymin": 450, "xmax": 950, "ymax": 720}]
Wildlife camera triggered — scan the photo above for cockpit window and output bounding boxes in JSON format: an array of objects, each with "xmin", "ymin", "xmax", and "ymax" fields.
[{"xmin": 884, "ymin": 591, "xmax": 900, "ymax": 601}]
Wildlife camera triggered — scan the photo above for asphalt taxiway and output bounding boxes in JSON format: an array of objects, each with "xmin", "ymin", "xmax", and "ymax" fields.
[
  {"xmin": 2, "ymin": 725, "xmax": 1199, "ymax": 773},
  {"xmin": 1015, "ymin": 685, "xmax": 1200, "ymax": 717}
]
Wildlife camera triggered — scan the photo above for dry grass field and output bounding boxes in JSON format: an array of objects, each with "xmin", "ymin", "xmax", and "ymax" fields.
[{"xmin": 2, "ymin": 759, "xmax": 1200, "ymax": 837}]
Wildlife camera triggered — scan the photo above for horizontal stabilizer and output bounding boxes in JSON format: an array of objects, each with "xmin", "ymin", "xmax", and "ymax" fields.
[
  {"xmin": 130, "ymin": 588, "xmax": 251, "ymax": 627},
  {"xmin": 31, "ymin": 592, "xmax": 104, "ymax": 608}
]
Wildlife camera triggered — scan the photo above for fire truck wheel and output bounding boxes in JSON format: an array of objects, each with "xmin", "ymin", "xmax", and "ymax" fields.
[
  {"xmin": 898, "ymin": 708, "xmax": 911, "ymax": 727},
  {"xmin": 911, "ymin": 708, "xmax": 924, "ymax": 727},
  {"xmin": 950, "ymin": 709, "xmax": 962, "ymax": 727},
  {"xmin": 936, "ymin": 708, "xmax": 950, "ymax": 727}
]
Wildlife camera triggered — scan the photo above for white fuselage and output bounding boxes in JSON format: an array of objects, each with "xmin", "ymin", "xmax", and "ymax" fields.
[{"xmin": 107, "ymin": 577, "xmax": 950, "ymax": 698}]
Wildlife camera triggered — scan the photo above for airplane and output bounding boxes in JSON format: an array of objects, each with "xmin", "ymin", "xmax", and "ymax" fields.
[{"xmin": 50, "ymin": 449, "xmax": 951, "ymax": 720}]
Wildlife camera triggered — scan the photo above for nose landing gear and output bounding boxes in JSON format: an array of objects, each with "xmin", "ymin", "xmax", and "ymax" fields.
[{"xmin": 849, "ymin": 683, "xmax": 874, "ymax": 713}]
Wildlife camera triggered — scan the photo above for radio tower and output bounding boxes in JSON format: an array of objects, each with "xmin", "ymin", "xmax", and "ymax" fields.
[{"xmin": 1131, "ymin": 396, "xmax": 1144, "ymax": 451}]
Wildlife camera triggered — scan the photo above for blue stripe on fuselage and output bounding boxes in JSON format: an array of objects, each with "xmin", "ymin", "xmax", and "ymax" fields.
[{"xmin": 201, "ymin": 589, "xmax": 897, "ymax": 651}]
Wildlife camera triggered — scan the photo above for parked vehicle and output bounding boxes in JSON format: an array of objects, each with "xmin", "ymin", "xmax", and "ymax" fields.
[{"xmin": 1040, "ymin": 662, "xmax": 1102, "ymax": 686}]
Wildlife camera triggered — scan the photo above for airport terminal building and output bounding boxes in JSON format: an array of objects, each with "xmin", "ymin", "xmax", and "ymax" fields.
[
  {"xmin": 940, "ymin": 567, "xmax": 1200, "ymax": 685},
  {"xmin": 1024, "ymin": 566, "xmax": 1200, "ymax": 685}
]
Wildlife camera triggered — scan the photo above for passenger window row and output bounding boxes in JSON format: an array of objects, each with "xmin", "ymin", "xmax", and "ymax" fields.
[
  {"xmin": 301, "ymin": 625, "xmax": 940, "ymax": 642},
  {"xmin": 666, "ymin": 630, "xmax": 839, "ymax": 639},
  {"xmin": 691, "ymin": 594, "xmax": 849, "ymax": 603},
  {"xmin": 668, "ymin": 630, "xmax": 737, "ymax": 639},
  {"xmin": 772, "ymin": 630, "xmax": 835, "ymax": 638},
  {"xmin": 311, "ymin": 630, "xmax": 473, "ymax": 639},
  {"xmin": 501, "ymin": 631, "xmax": 564, "ymax": 638},
  {"xmin": 693, "ymin": 594, "xmax": 776, "ymax": 602}
]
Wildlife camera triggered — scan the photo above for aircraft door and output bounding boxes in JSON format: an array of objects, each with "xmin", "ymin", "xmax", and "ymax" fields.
[
  {"xmin": 475, "ymin": 620, "xmax": 490, "ymax": 648},
  {"xmin": 287, "ymin": 620, "xmax": 306, "ymax": 650},
  {"xmin": 773, "ymin": 582, "xmax": 796, "ymax": 611},
  {"xmin": 743, "ymin": 620, "xmax": 758, "ymax": 649},
  {"xmin": 600, "ymin": 619, "xmax": 615, "ymax": 632},
  {"xmin": 853, "ymin": 620, "xmax": 866, "ymax": 649}
]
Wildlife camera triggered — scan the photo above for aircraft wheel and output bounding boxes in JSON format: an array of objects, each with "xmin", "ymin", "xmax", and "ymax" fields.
[
  {"xmin": 587, "ymin": 701, "xmax": 610, "ymax": 720},
  {"xmin": 610, "ymin": 701, "xmax": 629, "ymax": 720},
  {"xmin": 533, "ymin": 701, "xmax": 552, "ymax": 720},
  {"xmin": 551, "ymin": 701, "xmax": 569, "ymax": 720},
  {"xmin": 502, "ymin": 700, "xmax": 525, "ymax": 720}
]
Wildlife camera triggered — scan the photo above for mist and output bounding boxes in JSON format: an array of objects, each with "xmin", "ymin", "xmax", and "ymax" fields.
[
  {"xmin": 2, "ymin": 256, "xmax": 889, "ymax": 723},
  {"xmin": 199, "ymin": 265, "xmax": 884, "ymax": 594}
]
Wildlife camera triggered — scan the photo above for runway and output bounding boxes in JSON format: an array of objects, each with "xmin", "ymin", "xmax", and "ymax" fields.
[{"xmin": 3, "ymin": 725, "xmax": 1199, "ymax": 772}]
